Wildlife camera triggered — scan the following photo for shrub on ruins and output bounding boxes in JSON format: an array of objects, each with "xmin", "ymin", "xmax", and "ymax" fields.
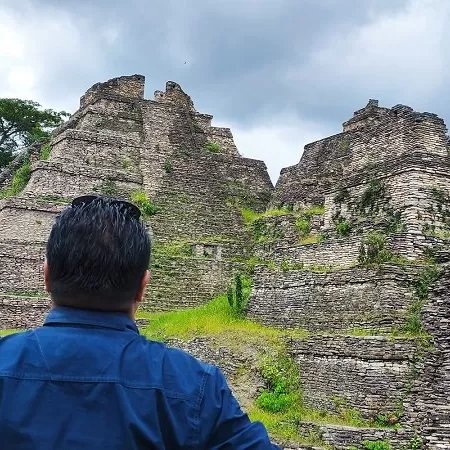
[
  {"xmin": 226, "ymin": 273, "xmax": 251, "ymax": 316},
  {"xmin": 361, "ymin": 440, "xmax": 391, "ymax": 450},
  {"xmin": 204, "ymin": 141, "xmax": 221, "ymax": 153},
  {"xmin": 359, "ymin": 179, "xmax": 385, "ymax": 212},
  {"xmin": 130, "ymin": 191, "xmax": 159, "ymax": 217},
  {"xmin": 295, "ymin": 216, "xmax": 311, "ymax": 236},
  {"xmin": 335, "ymin": 218, "xmax": 352, "ymax": 237},
  {"xmin": 0, "ymin": 98, "xmax": 68, "ymax": 168},
  {"xmin": 39, "ymin": 143, "xmax": 51, "ymax": 161},
  {"xmin": 402, "ymin": 265, "xmax": 441, "ymax": 335},
  {"xmin": 226, "ymin": 274, "xmax": 252, "ymax": 316},
  {"xmin": 256, "ymin": 353, "xmax": 300, "ymax": 414},
  {"xmin": 163, "ymin": 160, "xmax": 173, "ymax": 173},
  {"xmin": 358, "ymin": 232, "xmax": 393, "ymax": 265}
]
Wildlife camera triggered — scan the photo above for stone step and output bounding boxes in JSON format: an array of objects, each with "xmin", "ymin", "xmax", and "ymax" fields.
[
  {"xmin": 298, "ymin": 421, "xmax": 404, "ymax": 449},
  {"xmin": 289, "ymin": 335, "xmax": 418, "ymax": 420},
  {"xmin": 23, "ymin": 160, "xmax": 142, "ymax": 199}
]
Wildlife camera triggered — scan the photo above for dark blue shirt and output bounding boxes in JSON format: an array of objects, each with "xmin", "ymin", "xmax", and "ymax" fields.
[{"xmin": 0, "ymin": 307, "xmax": 279, "ymax": 449}]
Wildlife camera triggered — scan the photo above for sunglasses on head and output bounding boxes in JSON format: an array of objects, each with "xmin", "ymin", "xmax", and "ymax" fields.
[{"xmin": 71, "ymin": 195, "xmax": 141, "ymax": 220}]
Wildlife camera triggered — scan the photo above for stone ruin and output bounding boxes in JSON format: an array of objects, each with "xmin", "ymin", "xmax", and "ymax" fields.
[{"xmin": 0, "ymin": 75, "xmax": 449, "ymax": 449}]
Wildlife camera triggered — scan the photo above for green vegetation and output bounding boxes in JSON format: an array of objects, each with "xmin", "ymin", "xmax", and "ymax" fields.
[
  {"xmin": 362, "ymin": 441, "xmax": 391, "ymax": 450},
  {"xmin": 163, "ymin": 160, "xmax": 173, "ymax": 173},
  {"xmin": 0, "ymin": 159, "xmax": 31, "ymax": 198},
  {"xmin": 295, "ymin": 216, "xmax": 311, "ymax": 236},
  {"xmin": 130, "ymin": 191, "xmax": 159, "ymax": 217},
  {"xmin": 0, "ymin": 98, "xmax": 67, "ymax": 168},
  {"xmin": 37, "ymin": 194, "xmax": 71, "ymax": 205},
  {"xmin": 335, "ymin": 218, "xmax": 352, "ymax": 237},
  {"xmin": 39, "ymin": 143, "xmax": 51, "ymax": 160},
  {"xmin": 406, "ymin": 435, "xmax": 423, "ymax": 450},
  {"xmin": 204, "ymin": 141, "xmax": 221, "ymax": 153},
  {"xmin": 359, "ymin": 179, "xmax": 385, "ymax": 212},
  {"xmin": 256, "ymin": 352, "xmax": 300, "ymax": 413},
  {"xmin": 138, "ymin": 293, "xmax": 282, "ymax": 343},
  {"xmin": 153, "ymin": 240, "xmax": 193, "ymax": 258},
  {"xmin": 137, "ymin": 291, "xmax": 395, "ymax": 445},
  {"xmin": 358, "ymin": 232, "xmax": 394, "ymax": 265},
  {"xmin": 240, "ymin": 207, "xmax": 291, "ymax": 225},
  {"xmin": 384, "ymin": 209, "xmax": 405, "ymax": 233},
  {"xmin": 280, "ymin": 260, "xmax": 305, "ymax": 272},
  {"xmin": 0, "ymin": 329, "xmax": 22, "ymax": 337},
  {"xmin": 402, "ymin": 265, "xmax": 441, "ymax": 335},
  {"xmin": 226, "ymin": 274, "xmax": 252, "ymax": 317},
  {"xmin": 239, "ymin": 205, "xmax": 325, "ymax": 245},
  {"xmin": 295, "ymin": 205, "xmax": 325, "ymax": 244}
]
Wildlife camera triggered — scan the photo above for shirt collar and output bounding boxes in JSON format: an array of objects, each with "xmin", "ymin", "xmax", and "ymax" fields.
[{"xmin": 44, "ymin": 306, "xmax": 139, "ymax": 333}]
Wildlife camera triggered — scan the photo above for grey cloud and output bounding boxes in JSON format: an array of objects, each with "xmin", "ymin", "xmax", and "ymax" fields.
[{"xmin": 2, "ymin": 0, "xmax": 447, "ymax": 177}]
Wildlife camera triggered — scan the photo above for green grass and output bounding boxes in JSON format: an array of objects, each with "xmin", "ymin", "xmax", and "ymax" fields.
[
  {"xmin": 299, "ymin": 234, "xmax": 323, "ymax": 245},
  {"xmin": 0, "ymin": 160, "xmax": 31, "ymax": 199},
  {"xmin": 240, "ymin": 207, "xmax": 290, "ymax": 225},
  {"xmin": 204, "ymin": 142, "xmax": 222, "ymax": 153},
  {"xmin": 0, "ymin": 329, "xmax": 22, "ymax": 337},
  {"xmin": 138, "ymin": 294, "xmax": 287, "ymax": 344},
  {"xmin": 39, "ymin": 143, "xmax": 51, "ymax": 160}
]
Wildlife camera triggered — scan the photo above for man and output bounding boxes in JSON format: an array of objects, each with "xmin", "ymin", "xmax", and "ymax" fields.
[{"xmin": 0, "ymin": 195, "xmax": 279, "ymax": 449}]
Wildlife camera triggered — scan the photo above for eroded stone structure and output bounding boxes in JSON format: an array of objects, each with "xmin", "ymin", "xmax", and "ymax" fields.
[
  {"xmin": 245, "ymin": 100, "xmax": 450, "ymax": 448},
  {"xmin": 0, "ymin": 79, "xmax": 449, "ymax": 449},
  {"xmin": 0, "ymin": 75, "xmax": 272, "ymax": 325}
]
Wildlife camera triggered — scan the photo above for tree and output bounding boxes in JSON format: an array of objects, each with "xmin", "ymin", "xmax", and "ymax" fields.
[{"xmin": 0, "ymin": 98, "xmax": 68, "ymax": 168}]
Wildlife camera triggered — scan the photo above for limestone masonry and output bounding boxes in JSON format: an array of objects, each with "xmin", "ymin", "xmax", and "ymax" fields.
[{"xmin": 0, "ymin": 76, "xmax": 449, "ymax": 449}]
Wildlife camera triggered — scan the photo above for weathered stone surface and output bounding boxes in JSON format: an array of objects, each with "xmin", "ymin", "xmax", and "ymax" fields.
[
  {"xmin": 290, "ymin": 336, "xmax": 417, "ymax": 418},
  {"xmin": 247, "ymin": 266, "xmax": 418, "ymax": 331}
]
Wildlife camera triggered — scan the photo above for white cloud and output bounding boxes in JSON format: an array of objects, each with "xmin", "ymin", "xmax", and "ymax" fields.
[
  {"xmin": 288, "ymin": 0, "xmax": 450, "ymax": 105},
  {"xmin": 230, "ymin": 118, "xmax": 335, "ymax": 184},
  {"xmin": 0, "ymin": 4, "xmax": 120, "ymax": 111}
]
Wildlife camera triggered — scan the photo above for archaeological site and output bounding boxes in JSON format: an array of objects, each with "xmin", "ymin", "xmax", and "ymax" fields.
[{"xmin": 0, "ymin": 75, "xmax": 449, "ymax": 450}]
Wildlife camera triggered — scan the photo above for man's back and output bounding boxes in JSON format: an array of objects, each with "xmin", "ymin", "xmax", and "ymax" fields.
[{"xmin": 0, "ymin": 307, "xmax": 276, "ymax": 449}]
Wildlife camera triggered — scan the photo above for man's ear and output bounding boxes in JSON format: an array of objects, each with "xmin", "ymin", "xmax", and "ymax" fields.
[
  {"xmin": 43, "ymin": 260, "xmax": 51, "ymax": 293},
  {"xmin": 134, "ymin": 270, "xmax": 150, "ymax": 305}
]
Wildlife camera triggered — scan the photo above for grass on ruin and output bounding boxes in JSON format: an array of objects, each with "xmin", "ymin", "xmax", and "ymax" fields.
[
  {"xmin": 137, "ymin": 294, "xmax": 396, "ymax": 446},
  {"xmin": 0, "ymin": 159, "xmax": 31, "ymax": 199},
  {"xmin": 0, "ymin": 329, "xmax": 22, "ymax": 337},
  {"xmin": 138, "ymin": 293, "xmax": 307, "ymax": 344}
]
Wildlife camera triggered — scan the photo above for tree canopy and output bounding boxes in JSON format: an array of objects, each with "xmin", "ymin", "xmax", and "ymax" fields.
[{"xmin": 0, "ymin": 98, "xmax": 68, "ymax": 168}]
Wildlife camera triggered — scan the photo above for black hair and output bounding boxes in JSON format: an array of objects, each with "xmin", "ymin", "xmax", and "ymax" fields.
[{"xmin": 46, "ymin": 196, "xmax": 151, "ymax": 311}]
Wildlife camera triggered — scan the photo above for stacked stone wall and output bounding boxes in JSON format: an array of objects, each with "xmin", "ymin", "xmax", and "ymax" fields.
[
  {"xmin": 289, "ymin": 336, "xmax": 417, "ymax": 418},
  {"xmin": 0, "ymin": 241, "xmax": 44, "ymax": 291},
  {"xmin": 247, "ymin": 266, "xmax": 418, "ymax": 331}
]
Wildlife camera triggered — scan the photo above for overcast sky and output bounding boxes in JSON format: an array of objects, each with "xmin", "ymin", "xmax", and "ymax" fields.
[{"xmin": 1, "ymin": 0, "xmax": 449, "ymax": 182}]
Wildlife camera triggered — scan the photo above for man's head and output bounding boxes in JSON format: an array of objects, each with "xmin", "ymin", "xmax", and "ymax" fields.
[{"xmin": 45, "ymin": 195, "xmax": 151, "ymax": 313}]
